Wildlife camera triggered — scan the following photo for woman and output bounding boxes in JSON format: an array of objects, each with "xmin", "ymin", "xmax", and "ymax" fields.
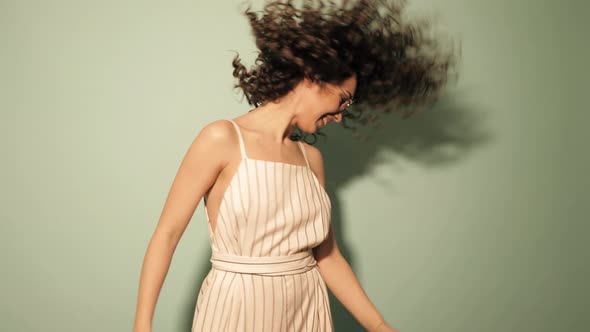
[{"xmin": 133, "ymin": 0, "xmax": 456, "ymax": 331}]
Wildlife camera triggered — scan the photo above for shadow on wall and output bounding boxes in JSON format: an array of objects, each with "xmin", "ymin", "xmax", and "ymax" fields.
[{"xmin": 181, "ymin": 89, "xmax": 491, "ymax": 331}]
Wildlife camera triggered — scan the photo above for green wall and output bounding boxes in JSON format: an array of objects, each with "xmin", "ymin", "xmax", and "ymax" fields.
[{"xmin": 1, "ymin": 0, "xmax": 588, "ymax": 331}]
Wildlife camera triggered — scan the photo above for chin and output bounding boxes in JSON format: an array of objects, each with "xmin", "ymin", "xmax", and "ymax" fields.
[{"xmin": 304, "ymin": 116, "xmax": 328, "ymax": 134}]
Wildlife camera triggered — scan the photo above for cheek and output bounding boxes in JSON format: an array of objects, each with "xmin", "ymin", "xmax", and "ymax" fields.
[{"xmin": 316, "ymin": 102, "xmax": 334, "ymax": 117}]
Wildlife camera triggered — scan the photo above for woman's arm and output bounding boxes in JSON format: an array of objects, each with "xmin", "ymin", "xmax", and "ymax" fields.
[
  {"xmin": 313, "ymin": 225, "xmax": 399, "ymax": 332},
  {"xmin": 133, "ymin": 226, "xmax": 181, "ymax": 331},
  {"xmin": 304, "ymin": 144, "xmax": 399, "ymax": 332},
  {"xmin": 133, "ymin": 121, "xmax": 233, "ymax": 331}
]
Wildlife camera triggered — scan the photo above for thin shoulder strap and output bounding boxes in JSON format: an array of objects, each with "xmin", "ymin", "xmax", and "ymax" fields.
[
  {"xmin": 227, "ymin": 119, "xmax": 247, "ymax": 159},
  {"xmin": 297, "ymin": 140, "xmax": 310, "ymax": 168}
]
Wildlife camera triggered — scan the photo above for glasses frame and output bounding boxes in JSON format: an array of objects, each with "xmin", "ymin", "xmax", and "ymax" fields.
[{"xmin": 337, "ymin": 87, "xmax": 355, "ymax": 114}]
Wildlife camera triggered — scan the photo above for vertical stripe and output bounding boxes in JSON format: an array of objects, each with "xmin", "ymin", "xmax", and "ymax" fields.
[
  {"xmin": 261, "ymin": 278, "xmax": 266, "ymax": 329},
  {"xmin": 305, "ymin": 272, "xmax": 315, "ymax": 331},
  {"xmin": 276, "ymin": 163, "xmax": 285, "ymax": 256},
  {"xmin": 290, "ymin": 168, "xmax": 309, "ymax": 253},
  {"xmin": 253, "ymin": 160, "xmax": 262, "ymax": 256},
  {"xmin": 236, "ymin": 166, "xmax": 248, "ymax": 255},
  {"xmin": 262, "ymin": 161, "xmax": 268, "ymax": 255},
  {"xmin": 229, "ymin": 274, "xmax": 240, "ymax": 331},
  {"xmin": 253, "ymin": 275, "xmax": 266, "ymax": 331},
  {"xmin": 243, "ymin": 160, "xmax": 252, "ymax": 254},
  {"xmin": 307, "ymin": 169, "xmax": 327, "ymax": 242},
  {"xmin": 300, "ymin": 273, "xmax": 309, "ymax": 331},
  {"xmin": 312, "ymin": 170, "xmax": 332, "ymax": 236},
  {"xmin": 301, "ymin": 168, "xmax": 319, "ymax": 243},
  {"xmin": 221, "ymin": 283, "xmax": 234, "ymax": 331},
  {"xmin": 317, "ymin": 183, "xmax": 330, "ymax": 238},
  {"xmin": 281, "ymin": 275, "xmax": 287, "ymax": 331},
  {"xmin": 293, "ymin": 274, "xmax": 300, "ymax": 332},
  {"xmin": 244, "ymin": 157, "xmax": 251, "ymax": 248},
  {"xmin": 236, "ymin": 274, "xmax": 245, "ymax": 331},
  {"xmin": 267, "ymin": 163, "xmax": 284, "ymax": 256},
  {"xmin": 270, "ymin": 276, "xmax": 276, "ymax": 330},
  {"xmin": 279, "ymin": 163, "xmax": 290, "ymax": 255},
  {"xmin": 288, "ymin": 274, "xmax": 295, "ymax": 331},
  {"xmin": 241, "ymin": 273, "xmax": 251, "ymax": 331},
  {"xmin": 315, "ymin": 172, "xmax": 329, "ymax": 244},
  {"xmin": 285, "ymin": 167, "xmax": 301, "ymax": 249},
  {"xmin": 263, "ymin": 163, "xmax": 277, "ymax": 256},
  {"xmin": 295, "ymin": 166, "xmax": 316, "ymax": 248},
  {"xmin": 305, "ymin": 169, "xmax": 324, "ymax": 243},
  {"xmin": 251, "ymin": 274, "xmax": 257, "ymax": 331},
  {"xmin": 281, "ymin": 164, "xmax": 293, "ymax": 255}
]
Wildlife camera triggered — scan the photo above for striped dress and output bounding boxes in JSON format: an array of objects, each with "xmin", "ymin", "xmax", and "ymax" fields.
[{"xmin": 191, "ymin": 119, "xmax": 334, "ymax": 331}]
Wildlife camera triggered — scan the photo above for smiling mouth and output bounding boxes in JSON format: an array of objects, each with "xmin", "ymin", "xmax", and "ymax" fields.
[
  {"xmin": 319, "ymin": 111, "xmax": 340, "ymax": 126},
  {"xmin": 318, "ymin": 116, "xmax": 330, "ymax": 127}
]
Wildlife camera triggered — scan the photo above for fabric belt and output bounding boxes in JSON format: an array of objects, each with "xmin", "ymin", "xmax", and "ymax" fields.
[{"xmin": 210, "ymin": 249, "xmax": 317, "ymax": 276}]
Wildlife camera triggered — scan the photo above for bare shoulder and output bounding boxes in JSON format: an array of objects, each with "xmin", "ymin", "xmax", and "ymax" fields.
[
  {"xmin": 186, "ymin": 119, "xmax": 237, "ymax": 170},
  {"xmin": 196, "ymin": 119, "xmax": 236, "ymax": 145},
  {"xmin": 300, "ymin": 141, "xmax": 326, "ymax": 188}
]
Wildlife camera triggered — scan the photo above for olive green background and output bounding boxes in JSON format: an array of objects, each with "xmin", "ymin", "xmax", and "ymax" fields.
[{"xmin": 1, "ymin": 0, "xmax": 588, "ymax": 331}]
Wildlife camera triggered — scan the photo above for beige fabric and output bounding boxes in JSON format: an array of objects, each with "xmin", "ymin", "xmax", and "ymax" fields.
[{"xmin": 192, "ymin": 119, "xmax": 334, "ymax": 331}]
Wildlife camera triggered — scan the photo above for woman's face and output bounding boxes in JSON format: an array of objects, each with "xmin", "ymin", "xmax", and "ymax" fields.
[{"xmin": 299, "ymin": 75, "xmax": 357, "ymax": 133}]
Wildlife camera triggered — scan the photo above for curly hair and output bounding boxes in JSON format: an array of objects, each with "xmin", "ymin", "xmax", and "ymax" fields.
[{"xmin": 231, "ymin": 0, "xmax": 459, "ymax": 143}]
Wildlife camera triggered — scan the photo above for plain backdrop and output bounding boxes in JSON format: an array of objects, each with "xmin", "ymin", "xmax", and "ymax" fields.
[{"xmin": 1, "ymin": 0, "xmax": 588, "ymax": 331}]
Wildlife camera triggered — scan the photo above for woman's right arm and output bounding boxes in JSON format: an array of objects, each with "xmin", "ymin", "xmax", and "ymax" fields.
[{"xmin": 132, "ymin": 120, "xmax": 233, "ymax": 332}]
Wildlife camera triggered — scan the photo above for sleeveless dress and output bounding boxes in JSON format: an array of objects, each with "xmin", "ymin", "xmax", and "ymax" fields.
[{"xmin": 192, "ymin": 119, "xmax": 334, "ymax": 331}]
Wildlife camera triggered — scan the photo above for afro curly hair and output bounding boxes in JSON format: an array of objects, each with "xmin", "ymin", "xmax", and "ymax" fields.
[{"xmin": 231, "ymin": 0, "xmax": 459, "ymax": 142}]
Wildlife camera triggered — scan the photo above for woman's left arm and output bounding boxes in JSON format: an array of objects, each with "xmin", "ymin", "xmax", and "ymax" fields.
[
  {"xmin": 313, "ymin": 225, "xmax": 399, "ymax": 332},
  {"xmin": 304, "ymin": 142, "xmax": 399, "ymax": 332}
]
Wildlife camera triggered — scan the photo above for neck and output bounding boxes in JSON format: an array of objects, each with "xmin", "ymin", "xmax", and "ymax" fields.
[{"xmin": 242, "ymin": 92, "xmax": 304, "ymax": 144}]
